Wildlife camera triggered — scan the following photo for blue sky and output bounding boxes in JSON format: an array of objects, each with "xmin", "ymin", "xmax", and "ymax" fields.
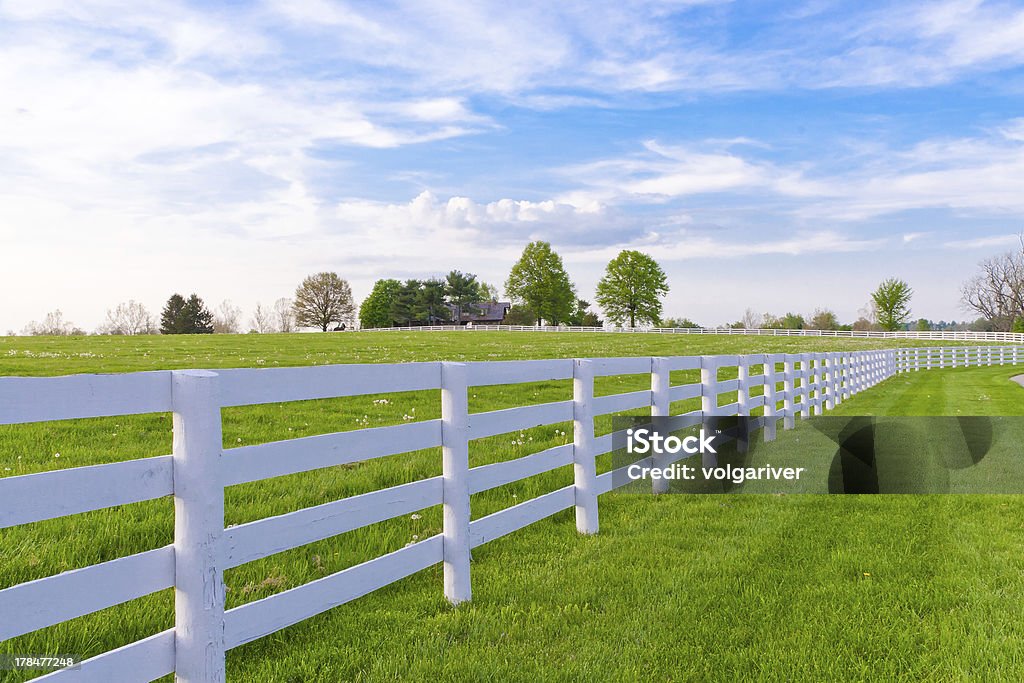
[{"xmin": 2, "ymin": 0, "xmax": 1024, "ymax": 331}]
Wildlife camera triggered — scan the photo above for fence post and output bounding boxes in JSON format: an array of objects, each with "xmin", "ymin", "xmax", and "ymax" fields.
[
  {"xmin": 823, "ymin": 354, "xmax": 834, "ymax": 411},
  {"xmin": 783, "ymin": 355, "xmax": 795, "ymax": 430},
  {"xmin": 737, "ymin": 356, "xmax": 750, "ymax": 453},
  {"xmin": 651, "ymin": 357, "xmax": 671, "ymax": 494},
  {"xmin": 441, "ymin": 362, "xmax": 471, "ymax": 604},
  {"xmin": 573, "ymin": 359, "xmax": 600, "ymax": 532},
  {"xmin": 701, "ymin": 356, "xmax": 719, "ymax": 467},
  {"xmin": 172, "ymin": 370, "xmax": 226, "ymax": 683},
  {"xmin": 764, "ymin": 355, "xmax": 778, "ymax": 441},
  {"xmin": 800, "ymin": 354, "xmax": 811, "ymax": 419}
]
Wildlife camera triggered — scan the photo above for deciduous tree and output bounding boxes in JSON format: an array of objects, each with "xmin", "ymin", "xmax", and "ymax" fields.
[
  {"xmin": 359, "ymin": 279, "xmax": 402, "ymax": 329},
  {"xmin": 213, "ymin": 300, "xmax": 242, "ymax": 334},
  {"xmin": 293, "ymin": 272, "xmax": 355, "ymax": 331},
  {"xmin": 505, "ymin": 241, "xmax": 576, "ymax": 325},
  {"xmin": 595, "ymin": 250, "xmax": 669, "ymax": 328},
  {"xmin": 960, "ymin": 236, "xmax": 1024, "ymax": 332},
  {"xmin": 871, "ymin": 278, "xmax": 913, "ymax": 331},
  {"xmin": 103, "ymin": 300, "xmax": 154, "ymax": 335}
]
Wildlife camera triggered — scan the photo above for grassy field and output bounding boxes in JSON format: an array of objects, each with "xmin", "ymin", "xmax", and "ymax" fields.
[{"xmin": 1, "ymin": 332, "xmax": 1023, "ymax": 682}]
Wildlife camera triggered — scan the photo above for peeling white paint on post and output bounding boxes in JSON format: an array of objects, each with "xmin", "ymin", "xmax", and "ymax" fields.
[
  {"xmin": 172, "ymin": 370, "xmax": 226, "ymax": 683},
  {"xmin": 440, "ymin": 362, "xmax": 471, "ymax": 604},
  {"xmin": 572, "ymin": 359, "xmax": 599, "ymax": 532},
  {"xmin": 650, "ymin": 357, "xmax": 671, "ymax": 494},
  {"xmin": 783, "ymin": 355, "xmax": 795, "ymax": 430}
]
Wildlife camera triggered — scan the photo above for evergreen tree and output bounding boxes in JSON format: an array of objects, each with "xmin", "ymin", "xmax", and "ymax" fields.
[
  {"xmin": 417, "ymin": 278, "xmax": 451, "ymax": 324},
  {"xmin": 160, "ymin": 293, "xmax": 214, "ymax": 334},
  {"xmin": 160, "ymin": 294, "xmax": 187, "ymax": 334},
  {"xmin": 445, "ymin": 270, "xmax": 481, "ymax": 322},
  {"xmin": 390, "ymin": 280, "xmax": 421, "ymax": 326}
]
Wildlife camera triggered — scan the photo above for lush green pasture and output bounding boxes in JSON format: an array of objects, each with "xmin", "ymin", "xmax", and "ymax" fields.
[{"xmin": 1, "ymin": 332, "xmax": 1023, "ymax": 682}]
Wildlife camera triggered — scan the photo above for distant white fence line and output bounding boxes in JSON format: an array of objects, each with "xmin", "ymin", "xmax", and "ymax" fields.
[
  {"xmin": 360, "ymin": 324, "xmax": 1024, "ymax": 343},
  {"xmin": 1, "ymin": 345, "xmax": 1022, "ymax": 681}
]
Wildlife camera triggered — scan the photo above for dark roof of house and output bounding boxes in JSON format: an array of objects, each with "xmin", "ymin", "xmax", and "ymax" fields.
[{"xmin": 451, "ymin": 301, "xmax": 510, "ymax": 322}]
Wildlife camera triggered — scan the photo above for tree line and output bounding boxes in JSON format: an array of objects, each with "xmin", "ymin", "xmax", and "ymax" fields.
[{"xmin": 17, "ymin": 236, "xmax": 1024, "ymax": 336}]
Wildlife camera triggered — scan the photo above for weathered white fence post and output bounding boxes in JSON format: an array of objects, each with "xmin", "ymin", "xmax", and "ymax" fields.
[
  {"xmin": 650, "ymin": 357, "xmax": 671, "ymax": 494},
  {"xmin": 764, "ymin": 355, "xmax": 778, "ymax": 441},
  {"xmin": 440, "ymin": 362, "xmax": 471, "ymax": 604},
  {"xmin": 783, "ymin": 355, "xmax": 796, "ymax": 429},
  {"xmin": 573, "ymin": 359, "xmax": 599, "ymax": 533},
  {"xmin": 172, "ymin": 370, "xmax": 226, "ymax": 683}
]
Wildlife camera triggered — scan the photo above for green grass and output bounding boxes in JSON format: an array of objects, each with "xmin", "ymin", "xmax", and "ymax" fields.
[{"xmin": 1, "ymin": 332, "xmax": 1023, "ymax": 682}]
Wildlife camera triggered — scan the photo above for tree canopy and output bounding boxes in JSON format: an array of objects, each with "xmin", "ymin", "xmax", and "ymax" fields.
[
  {"xmin": 160, "ymin": 293, "xmax": 213, "ymax": 334},
  {"xmin": 504, "ymin": 241, "xmax": 576, "ymax": 325},
  {"xmin": 871, "ymin": 277, "xmax": 913, "ymax": 331},
  {"xmin": 293, "ymin": 272, "xmax": 355, "ymax": 331},
  {"xmin": 445, "ymin": 270, "xmax": 481, "ymax": 322},
  {"xmin": 359, "ymin": 279, "xmax": 402, "ymax": 329},
  {"xmin": 594, "ymin": 250, "xmax": 669, "ymax": 327}
]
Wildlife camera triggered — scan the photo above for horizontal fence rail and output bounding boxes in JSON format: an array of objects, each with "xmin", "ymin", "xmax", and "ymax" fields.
[
  {"xmin": 359, "ymin": 324, "xmax": 1024, "ymax": 343},
  {"xmin": 1, "ymin": 345, "xmax": 1022, "ymax": 681}
]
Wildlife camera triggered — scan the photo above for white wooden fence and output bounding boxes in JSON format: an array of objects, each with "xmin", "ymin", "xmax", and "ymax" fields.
[
  {"xmin": 0, "ymin": 345, "xmax": 1021, "ymax": 681},
  {"xmin": 361, "ymin": 324, "xmax": 1024, "ymax": 343}
]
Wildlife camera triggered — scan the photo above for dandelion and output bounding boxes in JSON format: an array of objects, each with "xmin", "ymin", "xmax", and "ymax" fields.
[{"xmin": 862, "ymin": 572, "xmax": 871, "ymax": 577}]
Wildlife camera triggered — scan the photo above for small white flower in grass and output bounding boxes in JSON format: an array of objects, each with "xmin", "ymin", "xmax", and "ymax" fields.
[
  {"xmin": 412, "ymin": 534, "xmax": 419, "ymax": 540},
  {"xmin": 410, "ymin": 513, "xmax": 421, "ymax": 520},
  {"xmin": 236, "ymin": 438, "xmax": 242, "ymax": 443},
  {"xmin": 54, "ymin": 452, "xmax": 60, "ymax": 458}
]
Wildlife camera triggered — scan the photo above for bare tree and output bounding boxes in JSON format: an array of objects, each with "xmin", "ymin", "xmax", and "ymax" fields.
[
  {"xmin": 213, "ymin": 300, "xmax": 242, "ymax": 334},
  {"xmin": 102, "ymin": 300, "xmax": 154, "ymax": 335},
  {"xmin": 23, "ymin": 310, "xmax": 84, "ymax": 336},
  {"xmin": 273, "ymin": 297, "xmax": 295, "ymax": 333},
  {"xmin": 250, "ymin": 303, "xmax": 274, "ymax": 333},
  {"xmin": 741, "ymin": 307, "xmax": 760, "ymax": 329},
  {"xmin": 961, "ymin": 235, "xmax": 1024, "ymax": 332}
]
